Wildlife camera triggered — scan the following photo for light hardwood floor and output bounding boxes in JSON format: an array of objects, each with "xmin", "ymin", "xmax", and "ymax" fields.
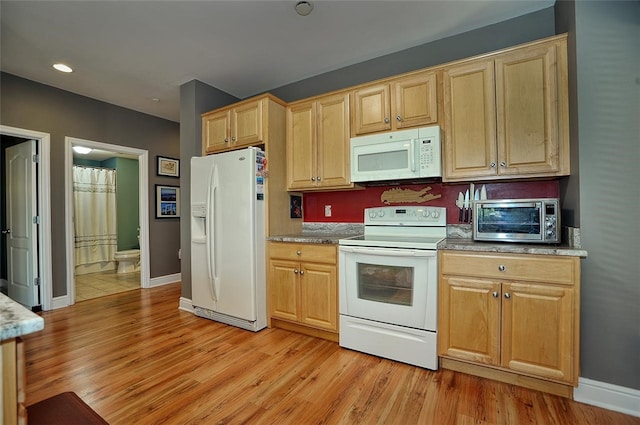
[{"xmin": 23, "ymin": 283, "xmax": 639, "ymax": 425}]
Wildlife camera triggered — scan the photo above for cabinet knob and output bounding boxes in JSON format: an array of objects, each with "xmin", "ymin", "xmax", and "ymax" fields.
[
  {"xmin": 224, "ymin": 138, "xmax": 229, "ymax": 143},
  {"xmin": 296, "ymin": 250, "xmax": 301, "ymax": 256},
  {"xmin": 311, "ymin": 177, "xmax": 316, "ymax": 182},
  {"xmin": 317, "ymin": 176, "xmax": 321, "ymax": 181},
  {"xmin": 504, "ymin": 292, "xmax": 511, "ymax": 299},
  {"xmin": 498, "ymin": 264, "xmax": 506, "ymax": 272},
  {"xmin": 492, "ymin": 291, "xmax": 499, "ymax": 298},
  {"xmin": 232, "ymin": 136, "xmax": 236, "ymax": 142},
  {"xmin": 500, "ymin": 161, "xmax": 506, "ymax": 167},
  {"xmin": 299, "ymin": 269, "xmax": 304, "ymax": 276},
  {"xmin": 490, "ymin": 162, "xmax": 496, "ymax": 168},
  {"xmin": 396, "ymin": 115, "xmax": 402, "ymax": 122},
  {"xmin": 384, "ymin": 117, "xmax": 390, "ymax": 123},
  {"xmin": 294, "ymin": 269, "xmax": 299, "ymax": 274}
]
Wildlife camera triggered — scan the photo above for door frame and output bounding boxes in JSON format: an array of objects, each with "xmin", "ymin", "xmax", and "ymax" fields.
[
  {"xmin": 64, "ymin": 137, "xmax": 150, "ymax": 303},
  {"xmin": 0, "ymin": 125, "xmax": 53, "ymax": 310}
]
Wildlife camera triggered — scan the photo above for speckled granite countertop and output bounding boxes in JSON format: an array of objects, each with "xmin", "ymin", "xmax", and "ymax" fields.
[
  {"xmin": 0, "ymin": 293, "xmax": 44, "ymax": 341},
  {"xmin": 267, "ymin": 223, "xmax": 363, "ymax": 245},
  {"xmin": 438, "ymin": 238, "xmax": 588, "ymax": 257}
]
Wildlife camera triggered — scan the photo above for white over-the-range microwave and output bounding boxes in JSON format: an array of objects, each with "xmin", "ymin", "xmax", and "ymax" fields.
[{"xmin": 350, "ymin": 125, "xmax": 441, "ymax": 182}]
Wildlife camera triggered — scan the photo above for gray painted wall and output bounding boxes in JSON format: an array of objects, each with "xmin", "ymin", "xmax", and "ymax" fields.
[
  {"xmin": 0, "ymin": 72, "xmax": 181, "ymax": 296},
  {"xmin": 571, "ymin": 1, "xmax": 638, "ymax": 390},
  {"xmin": 179, "ymin": 80, "xmax": 239, "ymax": 300}
]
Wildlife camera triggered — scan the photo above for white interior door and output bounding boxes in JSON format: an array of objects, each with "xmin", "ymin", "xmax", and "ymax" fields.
[{"xmin": 5, "ymin": 140, "xmax": 38, "ymax": 307}]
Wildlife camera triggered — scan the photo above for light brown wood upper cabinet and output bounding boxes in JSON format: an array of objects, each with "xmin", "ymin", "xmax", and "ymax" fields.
[
  {"xmin": 351, "ymin": 71, "xmax": 438, "ymax": 137},
  {"xmin": 203, "ymin": 94, "xmax": 286, "ymax": 154},
  {"xmin": 442, "ymin": 35, "xmax": 569, "ymax": 181},
  {"xmin": 287, "ymin": 92, "xmax": 353, "ymax": 191}
]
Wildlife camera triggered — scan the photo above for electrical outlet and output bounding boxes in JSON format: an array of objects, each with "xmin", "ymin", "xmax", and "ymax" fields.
[{"xmin": 324, "ymin": 205, "xmax": 332, "ymax": 217}]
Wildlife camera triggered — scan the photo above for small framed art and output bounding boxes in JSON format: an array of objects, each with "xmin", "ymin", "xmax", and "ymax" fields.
[
  {"xmin": 157, "ymin": 156, "xmax": 180, "ymax": 178},
  {"xmin": 156, "ymin": 185, "xmax": 180, "ymax": 218}
]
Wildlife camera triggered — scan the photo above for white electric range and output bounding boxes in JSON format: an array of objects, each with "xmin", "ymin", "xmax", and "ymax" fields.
[{"xmin": 338, "ymin": 206, "xmax": 447, "ymax": 370}]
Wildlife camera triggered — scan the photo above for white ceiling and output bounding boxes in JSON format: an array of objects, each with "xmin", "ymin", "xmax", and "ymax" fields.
[{"xmin": 1, "ymin": 0, "xmax": 554, "ymax": 123}]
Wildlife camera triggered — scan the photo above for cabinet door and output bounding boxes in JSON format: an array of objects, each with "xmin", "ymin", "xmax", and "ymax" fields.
[
  {"xmin": 203, "ymin": 110, "xmax": 230, "ymax": 154},
  {"xmin": 300, "ymin": 262, "xmax": 337, "ymax": 331},
  {"xmin": 317, "ymin": 93, "xmax": 351, "ymax": 188},
  {"xmin": 438, "ymin": 275, "xmax": 501, "ymax": 365},
  {"xmin": 232, "ymin": 100, "xmax": 263, "ymax": 147},
  {"xmin": 351, "ymin": 83, "xmax": 391, "ymax": 136},
  {"xmin": 392, "ymin": 72, "xmax": 438, "ymax": 129},
  {"xmin": 268, "ymin": 259, "xmax": 299, "ymax": 322},
  {"xmin": 287, "ymin": 101, "xmax": 317, "ymax": 190},
  {"xmin": 442, "ymin": 59, "xmax": 497, "ymax": 181},
  {"xmin": 501, "ymin": 282, "xmax": 575, "ymax": 383},
  {"xmin": 495, "ymin": 44, "xmax": 560, "ymax": 176}
]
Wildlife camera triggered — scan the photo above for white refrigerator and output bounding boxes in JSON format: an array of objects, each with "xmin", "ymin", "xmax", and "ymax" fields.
[{"xmin": 190, "ymin": 147, "xmax": 267, "ymax": 332}]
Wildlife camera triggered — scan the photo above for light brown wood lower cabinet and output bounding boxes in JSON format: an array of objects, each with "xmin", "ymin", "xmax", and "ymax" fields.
[
  {"xmin": 267, "ymin": 242, "xmax": 338, "ymax": 341},
  {"xmin": 438, "ymin": 250, "xmax": 581, "ymax": 397},
  {"xmin": 2, "ymin": 337, "xmax": 26, "ymax": 425}
]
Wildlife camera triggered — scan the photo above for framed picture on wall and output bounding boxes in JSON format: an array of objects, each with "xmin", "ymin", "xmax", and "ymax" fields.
[
  {"xmin": 157, "ymin": 156, "xmax": 179, "ymax": 178},
  {"xmin": 156, "ymin": 185, "xmax": 180, "ymax": 218}
]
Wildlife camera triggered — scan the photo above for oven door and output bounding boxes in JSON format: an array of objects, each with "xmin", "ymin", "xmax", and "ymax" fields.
[{"xmin": 339, "ymin": 245, "xmax": 437, "ymax": 331}]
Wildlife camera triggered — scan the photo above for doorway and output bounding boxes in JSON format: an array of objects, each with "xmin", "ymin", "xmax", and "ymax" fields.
[
  {"xmin": 64, "ymin": 137, "xmax": 150, "ymax": 304},
  {"xmin": 0, "ymin": 125, "xmax": 52, "ymax": 310}
]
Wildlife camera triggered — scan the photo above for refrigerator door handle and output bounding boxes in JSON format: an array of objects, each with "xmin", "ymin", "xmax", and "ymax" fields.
[{"xmin": 206, "ymin": 164, "xmax": 219, "ymax": 301}]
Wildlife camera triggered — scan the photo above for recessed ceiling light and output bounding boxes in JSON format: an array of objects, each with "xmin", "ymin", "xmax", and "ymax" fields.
[
  {"xmin": 53, "ymin": 63, "xmax": 73, "ymax": 73},
  {"xmin": 295, "ymin": 1, "xmax": 313, "ymax": 16},
  {"xmin": 72, "ymin": 146, "xmax": 92, "ymax": 154}
]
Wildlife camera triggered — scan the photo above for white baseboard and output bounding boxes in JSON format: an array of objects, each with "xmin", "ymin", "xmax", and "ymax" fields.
[
  {"xmin": 148, "ymin": 273, "xmax": 181, "ymax": 288},
  {"xmin": 179, "ymin": 297, "xmax": 194, "ymax": 313},
  {"xmin": 574, "ymin": 377, "xmax": 640, "ymax": 418},
  {"xmin": 51, "ymin": 295, "xmax": 70, "ymax": 310}
]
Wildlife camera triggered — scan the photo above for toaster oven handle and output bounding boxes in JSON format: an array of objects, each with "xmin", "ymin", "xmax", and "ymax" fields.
[{"xmin": 340, "ymin": 246, "xmax": 436, "ymax": 257}]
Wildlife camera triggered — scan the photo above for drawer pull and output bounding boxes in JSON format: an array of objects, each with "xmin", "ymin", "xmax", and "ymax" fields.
[
  {"xmin": 504, "ymin": 292, "xmax": 511, "ymax": 299},
  {"xmin": 492, "ymin": 291, "xmax": 499, "ymax": 298},
  {"xmin": 498, "ymin": 264, "xmax": 506, "ymax": 272},
  {"xmin": 296, "ymin": 250, "xmax": 301, "ymax": 255}
]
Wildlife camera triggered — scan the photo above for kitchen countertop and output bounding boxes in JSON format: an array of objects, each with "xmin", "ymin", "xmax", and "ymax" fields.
[
  {"xmin": 268, "ymin": 223, "xmax": 363, "ymax": 245},
  {"xmin": 438, "ymin": 238, "xmax": 588, "ymax": 257},
  {"xmin": 0, "ymin": 293, "xmax": 45, "ymax": 341}
]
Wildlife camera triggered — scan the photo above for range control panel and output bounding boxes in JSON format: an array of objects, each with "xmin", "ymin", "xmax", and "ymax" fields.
[{"xmin": 364, "ymin": 206, "xmax": 447, "ymax": 227}]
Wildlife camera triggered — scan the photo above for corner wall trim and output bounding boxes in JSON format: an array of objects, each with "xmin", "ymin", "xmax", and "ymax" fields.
[
  {"xmin": 51, "ymin": 296, "xmax": 70, "ymax": 310},
  {"xmin": 179, "ymin": 297, "xmax": 194, "ymax": 313},
  {"xmin": 149, "ymin": 273, "xmax": 181, "ymax": 288},
  {"xmin": 574, "ymin": 377, "xmax": 640, "ymax": 418}
]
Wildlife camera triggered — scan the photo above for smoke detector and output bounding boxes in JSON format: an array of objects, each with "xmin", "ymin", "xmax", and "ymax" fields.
[{"xmin": 295, "ymin": 1, "xmax": 313, "ymax": 16}]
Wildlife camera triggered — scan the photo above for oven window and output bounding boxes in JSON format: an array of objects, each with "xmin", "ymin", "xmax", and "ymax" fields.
[
  {"xmin": 477, "ymin": 206, "xmax": 541, "ymax": 234},
  {"xmin": 357, "ymin": 262, "xmax": 413, "ymax": 306}
]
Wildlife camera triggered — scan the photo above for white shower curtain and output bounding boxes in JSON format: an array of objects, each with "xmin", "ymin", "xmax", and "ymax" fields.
[{"xmin": 73, "ymin": 166, "xmax": 117, "ymax": 267}]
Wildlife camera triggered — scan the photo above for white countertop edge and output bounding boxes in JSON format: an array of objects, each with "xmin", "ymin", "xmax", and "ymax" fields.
[{"xmin": 0, "ymin": 293, "xmax": 45, "ymax": 341}]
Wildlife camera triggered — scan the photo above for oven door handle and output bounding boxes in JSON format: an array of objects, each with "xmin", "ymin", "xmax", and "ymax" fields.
[{"xmin": 340, "ymin": 246, "xmax": 436, "ymax": 257}]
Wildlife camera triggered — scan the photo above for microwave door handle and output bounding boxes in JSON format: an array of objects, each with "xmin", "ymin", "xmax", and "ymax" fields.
[{"xmin": 409, "ymin": 139, "xmax": 416, "ymax": 172}]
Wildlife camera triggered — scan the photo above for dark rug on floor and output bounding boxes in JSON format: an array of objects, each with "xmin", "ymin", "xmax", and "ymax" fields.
[{"xmin": 27, "ymin": 392, "xmax": 108, "ymax": 424}]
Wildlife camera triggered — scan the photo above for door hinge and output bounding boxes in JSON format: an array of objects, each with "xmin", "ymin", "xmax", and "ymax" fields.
[
  {"xmin": 33, "ymin": 154, "xmax": 40, "ymax": 163},
  {"xmin": 34, "ymin": 277, "xmax": 41, "ymax": 287},
  {"xmin": 33, "ymin": 216, "xmax": 41, "ymax": 224}
]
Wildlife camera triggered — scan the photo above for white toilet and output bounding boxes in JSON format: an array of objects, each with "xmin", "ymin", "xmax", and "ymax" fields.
[{"xmin": 114, "ymin": 249, "xmax": 140, "ymax": 274}]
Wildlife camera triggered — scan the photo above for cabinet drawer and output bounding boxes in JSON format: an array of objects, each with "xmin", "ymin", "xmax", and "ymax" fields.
[
  {"xmin": 440, "ymin": 251, "xmax": 579, "ymax": 286},
  {"xmin": 268, "ymin": 242, "xmax": 337, "ymax": 264}
]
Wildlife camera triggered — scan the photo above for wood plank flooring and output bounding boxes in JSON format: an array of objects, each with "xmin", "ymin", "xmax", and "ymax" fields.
[{"xmin": 22, "ymin": 283, "xmax": 639, "ymax": 425}]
